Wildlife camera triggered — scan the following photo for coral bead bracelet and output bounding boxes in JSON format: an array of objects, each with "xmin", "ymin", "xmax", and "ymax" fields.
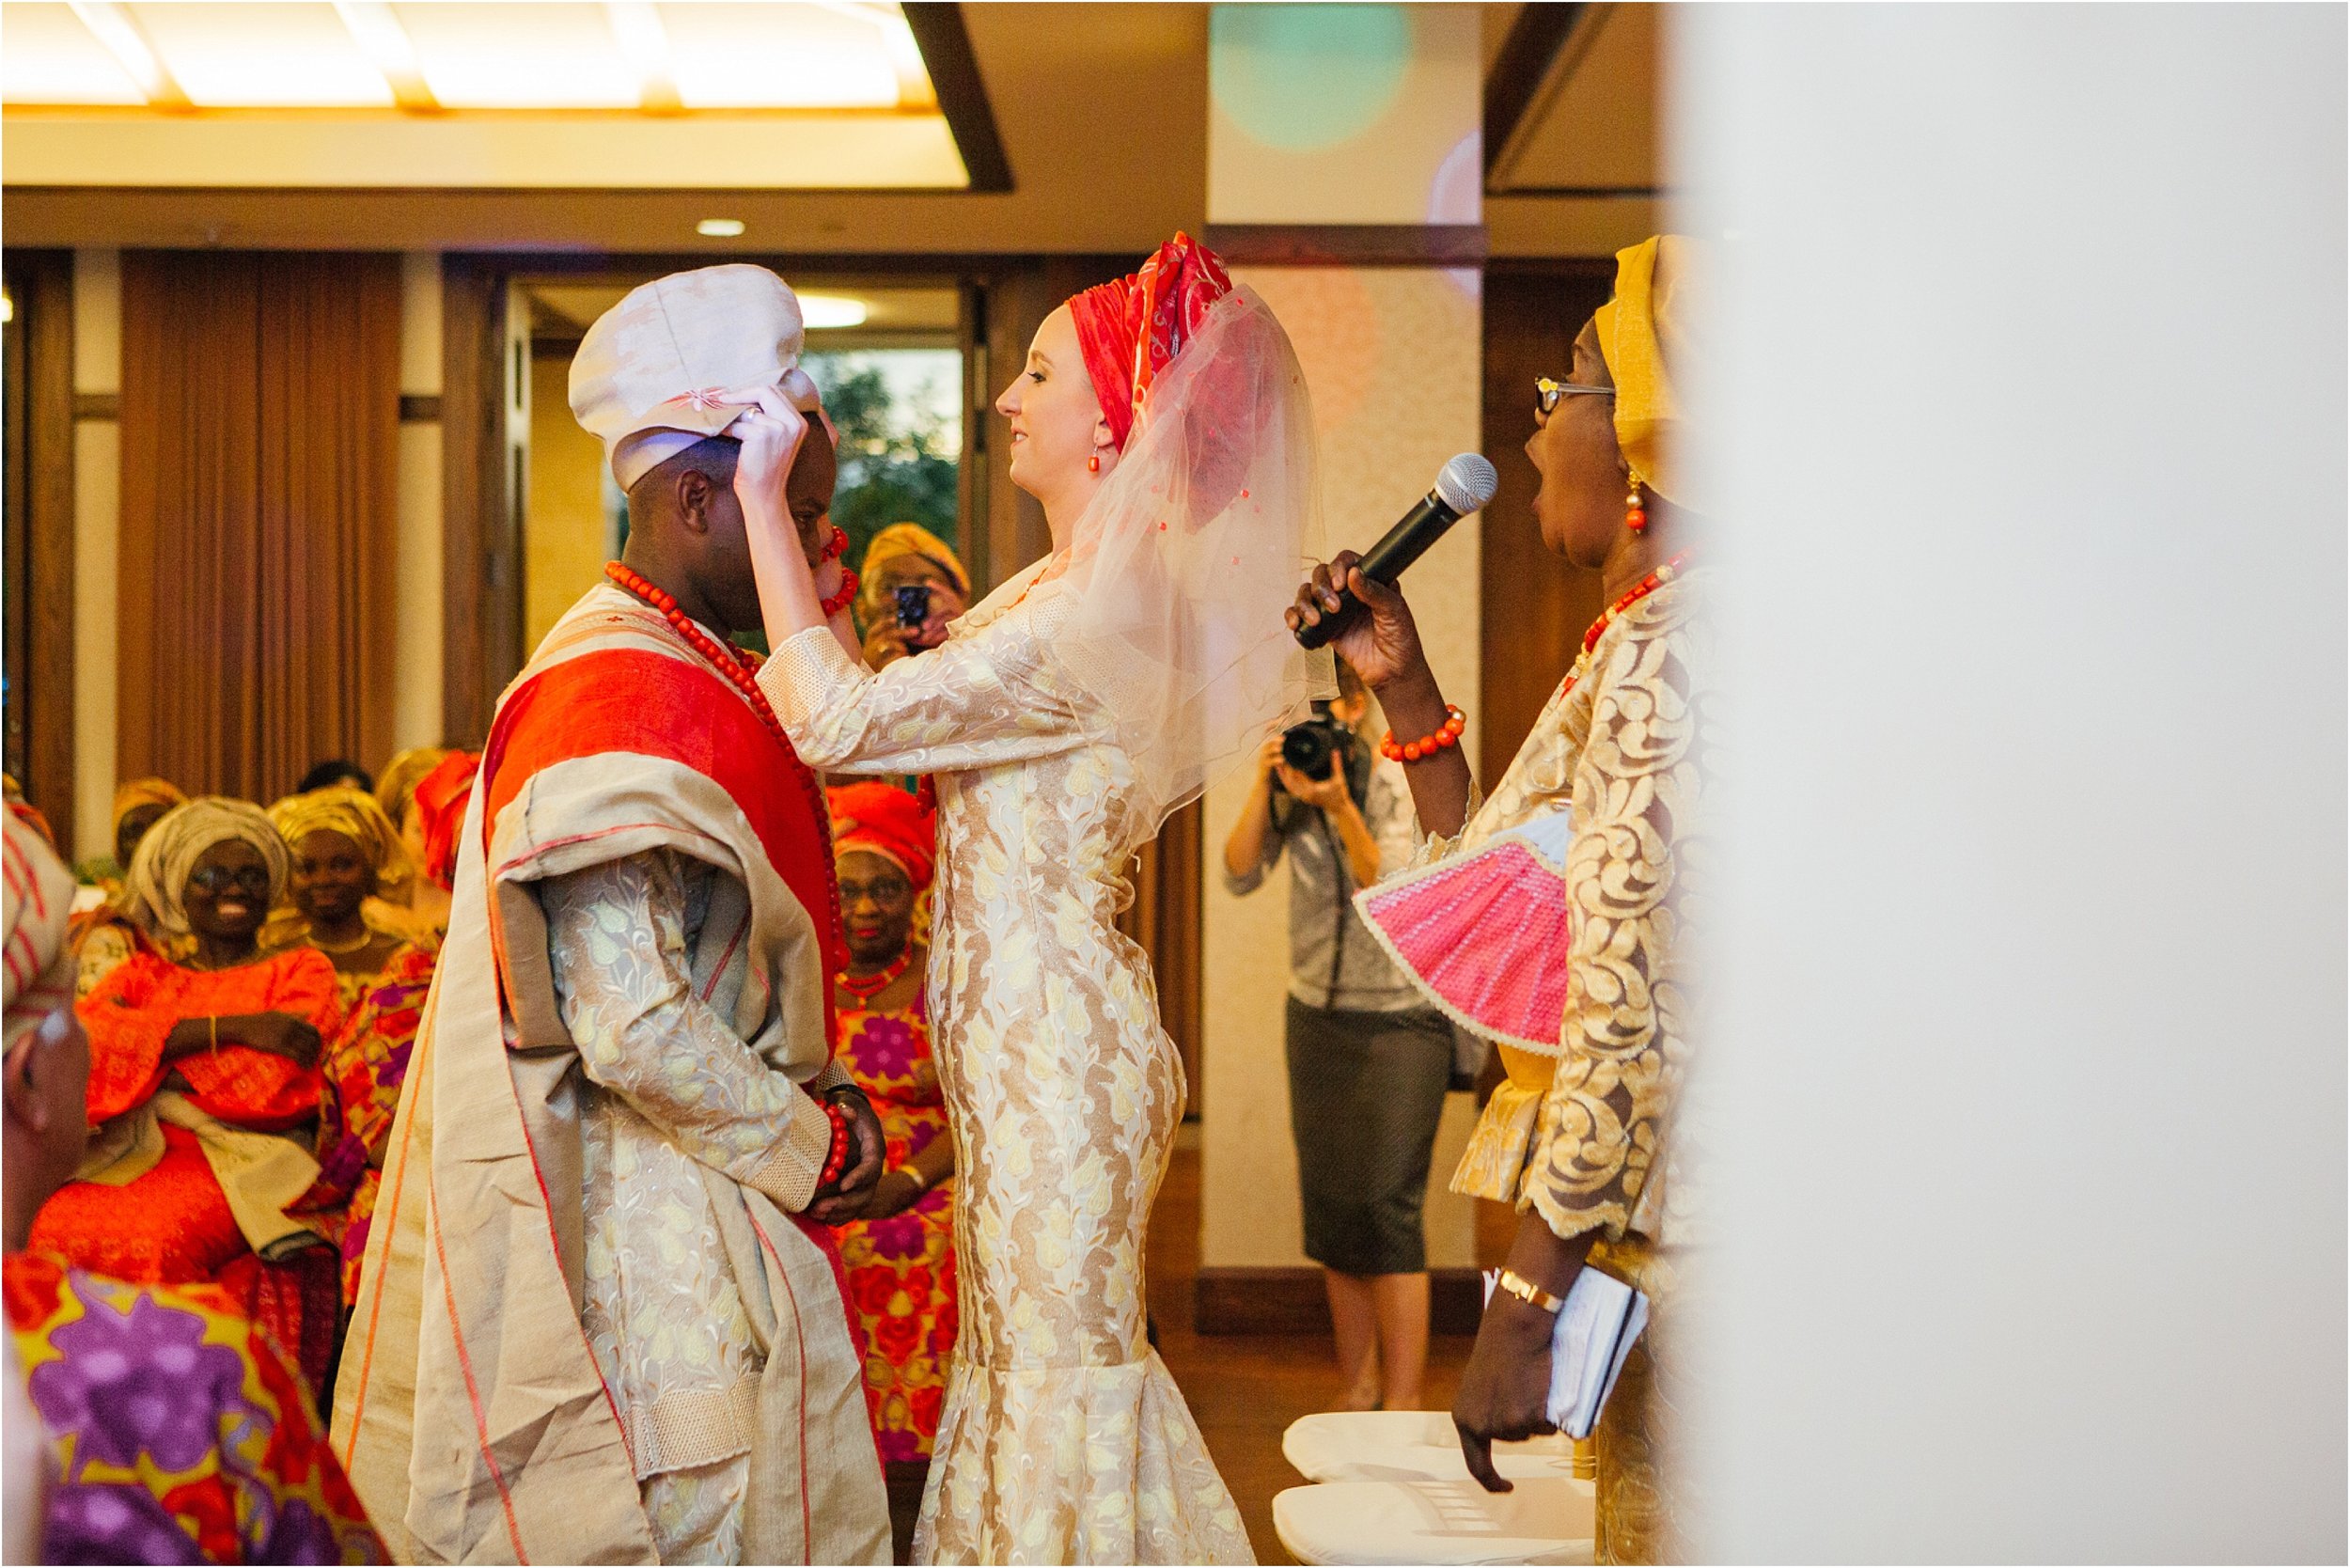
[{"xmin": 1381, "ymin": 704, "xmax": 1465, "ymax": 763}]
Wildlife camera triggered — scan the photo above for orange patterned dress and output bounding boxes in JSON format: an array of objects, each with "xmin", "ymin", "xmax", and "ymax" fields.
[
  {"xmin": 306, "ymin": 940, "xmax": 436, "ymax": 1304},
  {"xmin": 30, "ymin": 949, "xmax": 345, "ymax": 1387},
  {"xmin": 833, "ymin": 989, "xmax": 957, "ymax": 1463}
]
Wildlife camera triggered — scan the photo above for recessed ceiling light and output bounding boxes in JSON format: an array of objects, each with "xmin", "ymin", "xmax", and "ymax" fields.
[
  {"xmin": 799, "ymin": 294, "xmax": 870, "ymax": 330},
  {"xmin": 697, "ymin": 217, "xmax": 745, "ymax": 238}
]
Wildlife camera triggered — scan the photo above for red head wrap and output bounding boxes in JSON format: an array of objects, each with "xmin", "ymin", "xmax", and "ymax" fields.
[
  {"xmin": 1068, "ymin": 231, "xmax": 1234, "ymax": 452},
  {"xmin": 413, "ymin": 749, "xmax": 480, "ymax": 892},
  {"xmin": 828, "ymin": 782, "xmax": 937, "ymax": 892}
]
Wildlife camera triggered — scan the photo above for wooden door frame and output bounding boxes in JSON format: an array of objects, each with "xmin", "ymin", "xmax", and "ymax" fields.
[
  {"xmin": 438, "ymin": 249, "xmax": 1141, "ymax": 731},
  {"xmin": 1480, "ymin": 259, "xmax": 1617, "ymax": 787},
  {"xmin": 439, "ymin": 256, "xmax": 522, "ymax": 745},
  {"xmin": 1, "ymin": 249, "xmax": 78, "ymax": 848}
]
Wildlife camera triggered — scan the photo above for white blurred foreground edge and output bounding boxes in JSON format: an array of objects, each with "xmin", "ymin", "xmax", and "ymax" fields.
[{"xmin": 1673, "ymin": 5, "xmax": 2346, "ymax": 1560}]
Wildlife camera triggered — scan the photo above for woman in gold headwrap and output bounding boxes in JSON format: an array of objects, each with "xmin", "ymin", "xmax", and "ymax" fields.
[
  {"xmin": 1292, "ymin": 235, "xmax": 1708, "ymax": 1563},
  {"xmin": 262, "ymin": 786, "xmax": 418, "ymax": 1007},
  {"xmin": 369, "ymin": 745, "xmax": 451, "ymax": 933},
  {"xmin": 264, "ymin": 787, "xmax": 446, "ymax": 1306},
  {"xmin": 252, "ymin": 777, "xmax": 457, "ymax": 1308},
  {"xmin": 855, "ymin": 522, "xmax": 970, "ymax": 671},
  {"xmin": 67, "ymin": 777, "xmax": 188, "ymax": 996}
]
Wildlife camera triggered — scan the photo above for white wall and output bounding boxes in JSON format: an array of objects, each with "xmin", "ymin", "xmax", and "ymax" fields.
[
  {"xmin": 1199, "ymin": 4, "xmax": 1486, "ymax": 1276},
  {"xmin": 1677, "ymin": 6, "xmax": 2346, "ymax": 1559},
  {"xmin": 1201, "ymin": 265, "xmax": 1485, "ymax": 1271}
]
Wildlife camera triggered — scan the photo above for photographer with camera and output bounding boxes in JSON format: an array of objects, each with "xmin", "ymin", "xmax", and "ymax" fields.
[
  {"xmin": 854, "ymin": 523, "xmax": 970, "ymax": 671},
  {"xmin": 1222, "ymin": 658, "xmax": 1459, "ymax": 1412}
]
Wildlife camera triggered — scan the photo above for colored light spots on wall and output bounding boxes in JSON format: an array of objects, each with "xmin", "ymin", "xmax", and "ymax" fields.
[{"xmin": 1210, "ymin": 4, "xmax": 1413, "ymax": 153}]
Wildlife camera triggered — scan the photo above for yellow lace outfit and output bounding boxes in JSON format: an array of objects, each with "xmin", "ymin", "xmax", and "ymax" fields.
[{"xmin": 1433, "ymin": 575, "xmax": 1709, "ymax": 1563}]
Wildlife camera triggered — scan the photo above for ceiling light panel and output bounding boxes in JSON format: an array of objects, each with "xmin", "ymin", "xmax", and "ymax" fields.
[
  {"xmin": 658, "ymin": 3, "xmax": 905, "ymax": 110},
  {"xmin": 392, "ymin": 2, "xmax": 637, "ymax": 109},
  {"xmin": 797, "ymin": 292, "xmax": 868, "ymax": 329},
  {"xmin": 2, "ymin": 0, "xmax": 941, "ymax": 113},
  {"xmin": 1, "ymin": 3, "xmax": 147, "ymax": 103},
  {"xmin": 130, "ymin": 1, "xmax": 393, "ymax": 107}
]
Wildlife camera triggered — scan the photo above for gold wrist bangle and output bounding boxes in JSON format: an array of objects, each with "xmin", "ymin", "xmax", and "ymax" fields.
[
  {"xmin": 1495, "ymin": 1267, "xmax": 1565, "ymax": 1315},
  {"xmin": 901, "ymin": 1165, "xmax": 932, "ymax": 1194}
]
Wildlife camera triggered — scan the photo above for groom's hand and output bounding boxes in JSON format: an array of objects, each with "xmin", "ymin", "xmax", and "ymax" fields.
[{"xmin": 807, "ymin": 1086, "xmax": 886, "ymax": 1224}]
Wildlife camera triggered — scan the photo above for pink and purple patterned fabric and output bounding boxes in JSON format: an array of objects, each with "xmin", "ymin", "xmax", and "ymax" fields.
[{"xmin": 6, "ymin": 1252, "xmax": 385, "ymax": 1564}]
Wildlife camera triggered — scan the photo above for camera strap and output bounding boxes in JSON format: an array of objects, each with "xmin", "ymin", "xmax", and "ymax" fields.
[{"xmin": 1316, "ymin": 811, "xmax": 1348, "ymax": 1000}]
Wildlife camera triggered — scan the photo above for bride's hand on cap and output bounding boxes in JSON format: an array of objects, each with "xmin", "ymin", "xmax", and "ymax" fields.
[{"xmin": 716, "ymin": 384, "xmax": 808, "ymax": 542}]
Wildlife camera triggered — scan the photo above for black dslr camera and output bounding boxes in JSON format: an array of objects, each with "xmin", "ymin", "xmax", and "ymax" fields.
[
  {"xmin": 1281, "ymin": 704, "xmax": 1349, "ymax": 781},
  {"xmin": 1274, "ymin": 701, "xmax": 1371, "ymax": 811}
]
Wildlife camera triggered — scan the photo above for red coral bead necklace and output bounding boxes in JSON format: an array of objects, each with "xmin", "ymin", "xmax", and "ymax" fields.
[
  {"xmin": 604, "ymin": 559, "xmax": 859, "ymax": 1189},
  {"xmin": 836, "ymin": 949, "xmax": 912, "ymax": 1003},
  {"xmin": 1561, "ymin": 547, "xmax": 1697, "ymax": 697},
  {"xmin": 602, "ymin": 559, "xmax": 844, "ymax": 964}
]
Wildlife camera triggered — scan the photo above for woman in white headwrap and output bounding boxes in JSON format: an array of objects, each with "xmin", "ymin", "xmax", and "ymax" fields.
[
  {"xmin": 27, "ymin": 798, "xmax": 348, "ymax": 1389},
  {"xmin": 744, "ymin": 233, "xmax": 1324, "ymax": 1564}
]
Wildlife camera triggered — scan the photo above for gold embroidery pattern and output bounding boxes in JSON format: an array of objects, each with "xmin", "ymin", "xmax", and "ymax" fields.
[
  {"xmin": 1443, "ymin": 581, "xmax": 1705, "ymax": 1247},
  {"xmin": 1435, "ymin": 579, "xmax": 1706, "ymax": 1566},
  {"xmin": 543, "ymin": 851, "xmax": 831, "ymax": 1557},
  {"xmin": 761, "ymin": 588, "xmax": 1251, "ymax": 1566}
]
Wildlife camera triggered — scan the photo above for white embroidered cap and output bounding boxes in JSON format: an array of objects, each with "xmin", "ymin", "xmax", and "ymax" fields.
[{"xmin": 569, "ymin": 263, "xmax": 821, "ymax": 491}]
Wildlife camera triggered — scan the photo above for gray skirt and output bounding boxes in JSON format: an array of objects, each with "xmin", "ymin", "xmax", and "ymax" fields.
[{"xmin": 1285, "ymin": 998, "xmax": 1455, "ymax": 1277}]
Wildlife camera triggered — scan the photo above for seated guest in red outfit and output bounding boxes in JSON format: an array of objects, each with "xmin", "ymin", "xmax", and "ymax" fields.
[
  {"xmin": 29, "ymin": 798, "xmax": 346, "ymax": 1389},
  {"xmin": 827, "ymin": 781, "xmax": 957, "ymax": 1556},
  {"xmin": 298, "ymin": 758, "xmax": 471, "ymax": 1307},
  {"xmin": 5, "ymin": 808, "xmax": 385, "ymax": 1564}
]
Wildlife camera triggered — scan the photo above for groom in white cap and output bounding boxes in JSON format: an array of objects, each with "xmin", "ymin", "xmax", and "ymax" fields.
[{"xmin": 333, "ymin": 265, "xmax": 890, "ymax": 1565}]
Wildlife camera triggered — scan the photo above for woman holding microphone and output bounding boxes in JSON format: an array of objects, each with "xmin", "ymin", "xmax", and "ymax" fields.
[{"xmin": 1290, "ymin": 236, "xmax": 1709, "ymax": 1564}]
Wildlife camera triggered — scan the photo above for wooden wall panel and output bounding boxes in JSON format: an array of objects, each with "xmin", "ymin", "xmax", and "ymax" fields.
[
  {"xmin": 0, "ymin": 251, "xmax": 76, "ymax": 843},
  {"xmin": 439, "ymin": 258, "xmax": 523, "ymax": 745},
  {"xmin": 974, "ymin": 255, "xmax": 1129, "ymax": 594},
  {"xmin": 1479, "ymin": 263, "xmax": 1616, "ymax": 786}
]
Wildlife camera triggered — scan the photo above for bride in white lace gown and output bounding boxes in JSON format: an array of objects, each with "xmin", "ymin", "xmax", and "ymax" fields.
[{"xmin": 738, "ymin": 235, "xmax": 1327, "ymax": 1564}]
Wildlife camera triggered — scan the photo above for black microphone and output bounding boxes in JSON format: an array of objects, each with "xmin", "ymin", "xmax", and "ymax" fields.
[{"xmin": 1293, "ymin": 453, "xmax": 1500, "ymax": 651}]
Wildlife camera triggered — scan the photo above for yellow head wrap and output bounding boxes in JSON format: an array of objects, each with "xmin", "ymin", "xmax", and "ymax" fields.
[
  {"xmin": 855, "ymin": 523, "xmax": 970, "ymax": 632},
  {"xmin": 268, "ymin": 786, "xmax": 406, "ymax": 893},
  {"xmin": 1591, "ymin": 234, "xmax": 1698, "ymax": 506},
  {"xmin": 374, "ymin": 746, "xmax": 449, "ymax": 832},
  {"xmin": 110, "ymin": 777, "xmax": 187, "ymax": 834},
  {"xmin": 126, "ymin": 797, "xmax": 290, "ymax": 938}
]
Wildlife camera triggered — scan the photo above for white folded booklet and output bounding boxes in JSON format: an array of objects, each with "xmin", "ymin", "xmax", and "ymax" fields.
[{"xmin": 1481, "ymin": 1267, "xmax": 1651, "ymax": 1440}]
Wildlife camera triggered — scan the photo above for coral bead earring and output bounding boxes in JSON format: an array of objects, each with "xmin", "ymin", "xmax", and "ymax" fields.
[
  {"xmin": 1089, "ymin": 451, "xmax": 1102, "ymax": 474},
  {"xmin": 1624, "ymin": 472, "xmax": 1649, "ymax": 533}
]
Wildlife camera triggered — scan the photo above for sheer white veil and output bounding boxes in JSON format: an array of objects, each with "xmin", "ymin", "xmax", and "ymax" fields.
[{"xmin": 1026, "ymin": 284, "xmax": 1333, "ymax": 823}]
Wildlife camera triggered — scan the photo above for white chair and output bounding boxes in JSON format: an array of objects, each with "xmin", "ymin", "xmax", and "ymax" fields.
[
  {"xmin": 1272, "ymin": 1476, "xmax": 1596, "ymax": 1566},
  {"xmin": 1282, "ymin": 1409, "xmax": 1581, "ymax": 1486}
]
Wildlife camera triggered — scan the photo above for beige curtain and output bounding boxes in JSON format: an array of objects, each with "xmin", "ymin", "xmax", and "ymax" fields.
[{"xmin": 118, "ymin": 251, "xmax": 400, "ymax": 803}]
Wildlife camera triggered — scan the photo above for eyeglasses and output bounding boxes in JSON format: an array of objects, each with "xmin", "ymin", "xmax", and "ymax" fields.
[
  {"xmin": 188, "ymin": 865, "xmax": 272, "ymax": 895},
  {"xmin": 838, "ymin": 873, "xmax": 912, "ymax": 903},
  {"xmin": 1535, "ymin": 376, "xmax": 1616, "ymax": 420}
]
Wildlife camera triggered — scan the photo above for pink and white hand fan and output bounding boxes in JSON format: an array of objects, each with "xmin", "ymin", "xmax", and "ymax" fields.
[{"xmin": 1355, "ymin": 809, "xmax": 1572, "ymax": 1052}]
